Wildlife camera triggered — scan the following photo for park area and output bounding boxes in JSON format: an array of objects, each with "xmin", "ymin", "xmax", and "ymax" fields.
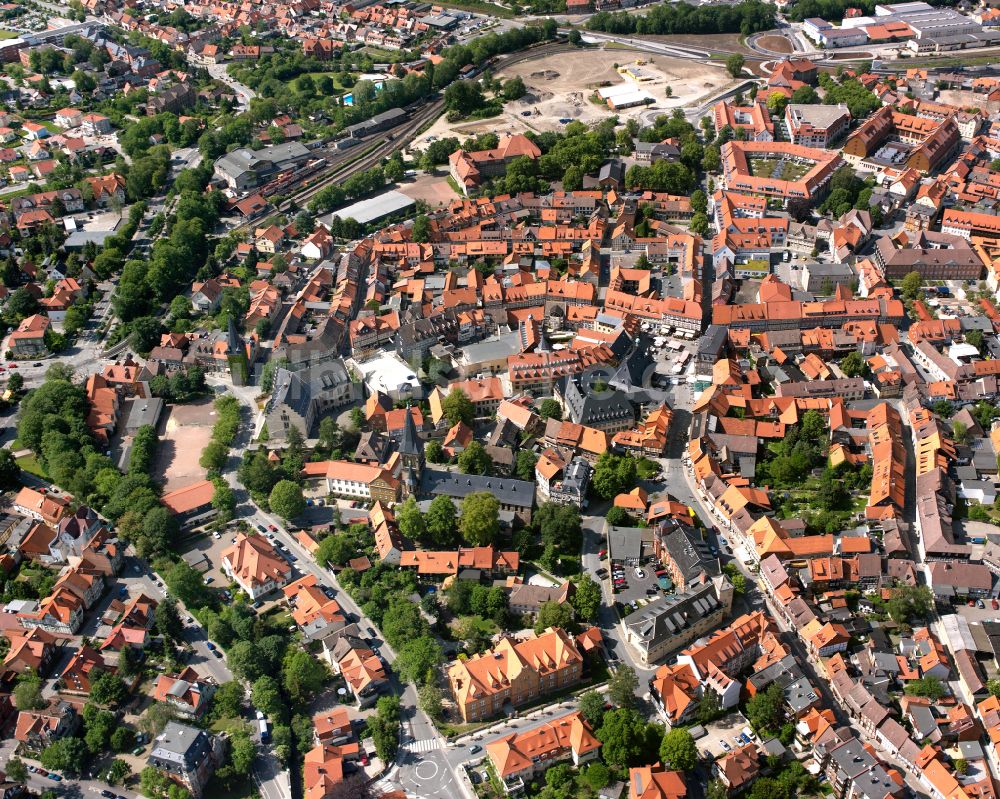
[{"xmin": 152, "ymin": 400, "xmax": 216, "ymax": 492}]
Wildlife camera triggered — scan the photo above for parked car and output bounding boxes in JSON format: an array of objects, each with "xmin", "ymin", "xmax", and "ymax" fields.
[
  {"xmin": 132, "ymin": 746, "xmax": 145, "ymax": 756},
  {"xmin": 212, "ymin": 531, "xmax": 221, "ymax": 540},
  {"xmin": 968, "ymin": 599, "xmax": 976, "ymax": 607},
  {"xmin": 469, "ymin": 745, "xmax": 482, "ymax": 754},
  {"xmin": 993, "ymin": 598, "xmax": 999, "ymax": 610},
  {"xmin": 47, "ymin": 774, "xmax": 62, "ymax": 782},
  {"xmin": 977, "ymin": 599, "xmax": 985, "ymax": 609},
  {"xmin": 206, "ymin": 641, "xmax": 216, "ymax": 651},
  {"xmin": 102, "ymin": 790, "xmax": 115, "ymax": 797},
  {"xmin": 268, "ymin": 524, "xmax": 277, "ymax": 532},
  {"xmin": 635, "ymin": 568, "xmax": 646, "ymax": 579},
  {"xmin": 257, "ymin": 524, "xmax": 267, "ymax": 533}
]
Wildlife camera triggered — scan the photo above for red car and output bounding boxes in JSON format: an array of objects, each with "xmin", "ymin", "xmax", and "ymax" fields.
[
  {"xmin": 7, "ymin": 363, "xmax": 16, "ymax": 368},
  {"xmin": 360, "ymin": 755, "xmax": 369, "ymax": 766},
  {"xmin": 598, "ymin": 549, "xmax": 607, "ymax": 558},
  {"xmin": 268, "ymin": 524, "xmax": 277, "ymax": 532},
  {"xmin": 968, "ymin": 600, "xmax": 976, "ymax": 607},
  {"xmin": 993, "ymin": 599, "xmax": 999, "ymax": 611}
]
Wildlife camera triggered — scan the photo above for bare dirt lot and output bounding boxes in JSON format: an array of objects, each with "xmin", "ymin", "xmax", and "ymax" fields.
[
  {"xmin": 636, "ymin": 32, "xmax": 754, "ymax": 55},
  {"xmin": 756, "ymin": 34, "xmax": 794, "ymax": 54},
  {"xmin": 396, "ymin": 172, "xmax": 461, "ymax": 207},
  {"xmin": 153, "ymin": 400, "xmax": 215, "ymax": 492},
  {"xmin": 411, "ymin": 48, "xmax": 738, "ymax": 148}
]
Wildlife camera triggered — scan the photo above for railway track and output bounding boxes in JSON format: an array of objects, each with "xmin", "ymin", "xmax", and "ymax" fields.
[{"xmin": 229, "ymin": 40, "xmax": 586, "ymax": 231}]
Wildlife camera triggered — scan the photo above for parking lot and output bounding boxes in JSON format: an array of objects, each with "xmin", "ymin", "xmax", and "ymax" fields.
[
  {"xmin": 177, "ymin": 525, "xmax": 303, "ymax": 601},
  {"xmin": 609, "ymin": 556, "xmax": 676, "ymax": 614},
  {"xmin": 696, "ymin": 712, "xmax": 756, "ymax": 760}
]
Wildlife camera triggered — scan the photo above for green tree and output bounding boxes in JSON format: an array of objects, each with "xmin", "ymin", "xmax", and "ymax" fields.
[
  {"xmin": 281, "ymin": 650, "xmax": 328, "ymax": 706},
  {"xmin": 538, "ymin": 398, "xmax": 562, "ymax": 420},
  {"xmin": 987, "ymin": 679, "xmax": 1000, "ymax": 698},
  {"xmin": 726, "ymin": 53, "xmax": 745, "ymax": 78},
  {"xmin": 40, "ymin": 737, "xmax": 88, "ymax": 774},
  {"xmin": 269, "ymin": 480, "xmax": 305, "ymax": 521},
  {"xmin": 110, "ymin": 728, "xmax": 136, "ymax": 753},
  {"xmin": 608, "ymin": 664, "xmax": 639, "ymax": 709},
  {"xmin": 251, "ymin": 676, "xmax": 283, "ymax": 717},
  {"xmin": 515, "ymin": 449, "xmax": 538, "ymax": 481},
  {"xmin": 211, "ymin": 681, "xmax": 244, "ymax": 719},
  {"xmin": 14, "ymin": 680, "xmax": 44, "ymax": 710},
  {"xmin": 697, "ymin": 688, "xmax": 723, "ymax": 725},
  {"xmin": 583, "ymin": 762, "xmax": 610, "ymax": 791},
  {"xmin": 458, "ymin": 440, "xmax": 492, "ymax": 475},
  {"xmin": 660, "ymin": 728, "xmax": 698, "ymax": 771},
  {"xmin": 840, "ymin": 351, "xmax": 867, "ymax": 378},
  {"xmin": 534, "ymin": 600, "xmax": 575, "ymax": 634},
  {"xmin": 596, "ymin": 708, "xmax": 656, "ymax": 769},
  {"xmin": 107, "ymin": 759, "xmax": 132, "ymax": 786},
  {"xmin": 460, "ymin": 492, "xmax": 500, "ymax": 546},
  {"xmin": 368, "ymin": 696, "xmax": 400, "ymax": 762},
  {"xmin": 394, "ymin": 635, "xmax": 443, "ymax": 685},
  {"xmin": 441, "ymin": 388, "xmax": 475, "ymax": 426},
  {"xmin": 91, "ymin": 671, "xmax": 128, "ymax": 706},
  {"xmin": 425, "ymin": 494, "xmax": 458, "ymax": 546},
  {"xmin": 746, "ymin": 682, "xmax": 785, "ymax": 734},
  {"xmin": 412, "ymin": 215, "xmax": 432, "ymax": 243},
  {"xmin": 592, "ymin": 452, "xmax": 638, "ymax": 500},
  {"xmin": 230, "ymin": 730, "xmax": 257, "ymax": 775},
  {"xmin": 579, "ymin": 690, "xmax": 606, "ymax": 728},
  {"xmin": 886, "ymin": 584, "xmax": 933, "ymax": 625},
  {"xmin": 901, "ymin": 271, "xmax": 922, "ymax": 299},
  {"xmin": 5, "ymin": 758, "xmax": 27, "ymax": 784},
  {"xmin": 154, "ymin": 597, "xmax": 184, "ymax": 642},
  {"xmin": 572, "ymin": 574, "xmax": 602, "ymax": 622},
  {"xmin": 605, "ymin": 506, "xmax": 634, "ymax": 527},
  {"xmin": 501, "ymin": 76, "xmax": 527, "ymax": 101},
  {"xmin": 396, "ymin": 496, "xmax": 427, "ymax": 542},
  {"xmin": 315, "ymin": 533, "xmax": 358, "ymax": 567},
  {"xmin": 905, "ymin": 676, "xmax": 946, "ymax": 701},
  {"xmin": 418, "ymin": 683, "xmax": 443, "ymax": 720}
]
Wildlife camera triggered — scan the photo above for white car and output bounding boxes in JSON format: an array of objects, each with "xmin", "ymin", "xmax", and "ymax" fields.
[{"xmin": 635, "ymin": 568, "xmax": 646, "ymax": 579}]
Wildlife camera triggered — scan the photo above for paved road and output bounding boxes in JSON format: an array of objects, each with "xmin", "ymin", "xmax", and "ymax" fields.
[
  {"xmin": 0, "ymin": 734, "xmax": 141, "ymax": 799},
  {"xmin": 206, "ymin": 62, "xmax": 256, "ymax": 111},
  {"xmin": 210, "ymin": 384, "xmax": 472, "ymax": 799}
]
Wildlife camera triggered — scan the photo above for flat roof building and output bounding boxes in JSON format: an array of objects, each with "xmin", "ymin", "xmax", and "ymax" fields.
[{"xmin": 322, "ymin": 190, "xmax": 415, "ymax": 226}]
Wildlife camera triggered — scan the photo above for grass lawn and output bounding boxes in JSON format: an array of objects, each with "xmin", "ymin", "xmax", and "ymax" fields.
[
  {"xmin": 16, "ymin": 454, "xmax": 47, "ymax": 479},
  {"xmin": 748, "ymin": 158, "xmax": 776, "ymax": 178},
  {"xmin": 304, "ymin": 72, "xmax": 351, "ymax": 91},
  {"xmin": 204, "ymin": 774, "xmax": 258, "ymax": 799},
  {"xmin": 0, "ymin": 30, "xmax": 19, "ymax": 39},
  {"xmin": 361, "ymin": 46, "xmax": 404, "ymax": 62},
  {"xmin": 433, "ymin": 0, "xmax": 514, "ymax": 17},
  {"xmin": 210, "ymin": 716, "xmax": 250, "ymax": 735}
]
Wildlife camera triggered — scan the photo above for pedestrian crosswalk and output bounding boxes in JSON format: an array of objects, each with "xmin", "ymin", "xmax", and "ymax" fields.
[{"xmin": 403, "ymin": 738, "xmax": 442, "ymax": 753}]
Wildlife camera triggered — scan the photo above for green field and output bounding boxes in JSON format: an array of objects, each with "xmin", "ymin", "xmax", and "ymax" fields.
[
  {"xmin": 304, "ymin": 72, "xmax": 352, "ymax": 91},
  {"xmin": 0, "ymin": 30, "xmax": 19, "ymax": 40}
]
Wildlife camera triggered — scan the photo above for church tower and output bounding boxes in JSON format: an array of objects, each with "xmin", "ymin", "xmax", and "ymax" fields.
[{"xmin": 397, "ymin": 403, "xmax": 424, "ymax": 497}]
